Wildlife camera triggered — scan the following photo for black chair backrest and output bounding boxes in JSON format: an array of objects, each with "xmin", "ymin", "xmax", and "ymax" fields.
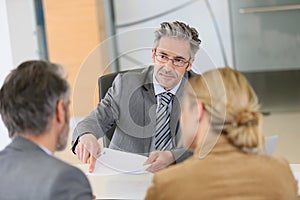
[
  {"xmin": 98, "ymin": 71, "xmax": 121, "ymax": 100},
  {"xmin": 98, "ymin": 70, "xmax": 128, "ymax": 147}
]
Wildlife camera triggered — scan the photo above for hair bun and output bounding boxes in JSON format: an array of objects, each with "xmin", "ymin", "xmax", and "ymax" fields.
[
  {"xmin": 234, "ymin": 110, "xmax": 259, "ymax": 127},
  {"xmin": 224, "ymin": 110, "xmax": 263, "ymax": 150}
]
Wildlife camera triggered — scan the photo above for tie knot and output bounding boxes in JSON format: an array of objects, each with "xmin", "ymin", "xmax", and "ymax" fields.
[{"xmin": 159, "ymin": 92, "xmax": 173, "ymax": 105}]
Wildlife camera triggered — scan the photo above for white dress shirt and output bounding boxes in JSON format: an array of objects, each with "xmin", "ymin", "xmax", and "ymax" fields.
[{"xmin": 150, "ymin": 73, "xmax": 182, "ymax": 151}]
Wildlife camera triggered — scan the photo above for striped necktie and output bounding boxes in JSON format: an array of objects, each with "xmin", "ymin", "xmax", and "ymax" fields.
[{"xmin": 154, "ymin": 92, "xmax": 173, "ymax": 150}]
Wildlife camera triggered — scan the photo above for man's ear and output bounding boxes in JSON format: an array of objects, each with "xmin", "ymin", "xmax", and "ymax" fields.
[
  {"xmin": 186, "ymin": 58, "xmax": 195, "ymax": 71},
  {"xmin": 56, "ymin": 99, "xmax": 65, "ymax": 123},
  {"xmin": 151, "ymin": 48, "xmax": 156, "ymax": 63}
]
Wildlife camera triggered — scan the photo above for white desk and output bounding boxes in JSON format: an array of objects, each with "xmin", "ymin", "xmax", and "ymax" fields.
[
  {"xmin": 290, "ymin": 164, "xmax": 300, "ymax": 196},
  {"xmin": 75, "ymin": 164, "xmax": 153, "ymax": 199},
  {"xmin": 76, "ymin": 164, "xmax": 300, "ymax": 199}
]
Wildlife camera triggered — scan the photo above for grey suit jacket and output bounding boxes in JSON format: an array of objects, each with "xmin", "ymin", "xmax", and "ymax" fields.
[
  {"xmin": 72, "ymin": 66, "xmax": 196, "ymax": 162},
  {"xmin": 0, "ymin": 136, "xmax": 93, "ymax": 200}
]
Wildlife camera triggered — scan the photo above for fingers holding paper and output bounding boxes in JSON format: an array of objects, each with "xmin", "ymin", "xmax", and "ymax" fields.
[
  {"xmin": 75, "ymin": 133, "xmax": 102, "ymax": 172},
  {"xmin": 144, "ymin": 151, "xmax": 175, "ymax": 173}
]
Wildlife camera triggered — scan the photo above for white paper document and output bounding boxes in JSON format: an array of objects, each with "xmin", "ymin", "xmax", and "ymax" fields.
[{"xmin": 87, "ymin": 148, "xmax": 151, "ymax": 176}]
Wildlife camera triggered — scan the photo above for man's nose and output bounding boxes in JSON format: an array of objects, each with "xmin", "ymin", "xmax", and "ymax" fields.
[{"xmin": 166, "ymin": 58, "xmax": 175, "ymax": 68}]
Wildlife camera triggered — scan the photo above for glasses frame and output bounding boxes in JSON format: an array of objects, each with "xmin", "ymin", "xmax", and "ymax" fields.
[{"xmin": 154, "ymin": 49, "xmax": 191, "ymax": 68}]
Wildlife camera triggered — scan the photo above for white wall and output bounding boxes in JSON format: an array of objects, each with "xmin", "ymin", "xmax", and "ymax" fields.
[
  {"xmin": 113, "ymin": 0, "xmax": 232, "ymax": 73},
  {"xmin": 0, "ymin": 0, "xmax": 40, "ymax": 150},
  {"xmin": 6, "ymin": 0, "xmax": 39, "ymax": 66},
  {"xmin": 264, "ymin": 112, "xmax": 300, "ymax": 163},
  {"xmin": 0, "ymin": 0, "xmax": 13, "ymax": 84},
  {"xmin": 0, "ymin": 0, "xmax": 13, "ymax": 150}
]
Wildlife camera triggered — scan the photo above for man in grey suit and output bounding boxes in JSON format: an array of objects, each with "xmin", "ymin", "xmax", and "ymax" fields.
[
  {"xmin": 0, "ymin": 60, "xmax": 93, "ymax": 200},
  {"xmin": 72, "ymin": 21, "xmax": 201, "ymax": 173}
]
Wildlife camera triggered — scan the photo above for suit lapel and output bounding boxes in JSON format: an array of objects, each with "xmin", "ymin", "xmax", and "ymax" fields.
[
  {"xmin": 141, "ymin": 67, "xmax": 156, "ymax": 151},
  {"xmin": 170, "ymin": 96, "xmax": 180, "ymax": 138}
]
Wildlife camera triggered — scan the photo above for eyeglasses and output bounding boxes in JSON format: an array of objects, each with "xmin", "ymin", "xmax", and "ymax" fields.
[{"xmin": 154, "ymin": 50, "xmax": 190, "ymax": 68}]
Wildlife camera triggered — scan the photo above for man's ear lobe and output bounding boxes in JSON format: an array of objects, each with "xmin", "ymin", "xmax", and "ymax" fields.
[
  {"xmin": 151, "ymin": 48, "xmax": 156, "ymax": 63},
  {"xmin": 186, "ymin": 58, "xmax": 195, "ymax": 71},
  {"xmin": 56, "ymin": 99, "xmax": 65, "ymax": 123}
]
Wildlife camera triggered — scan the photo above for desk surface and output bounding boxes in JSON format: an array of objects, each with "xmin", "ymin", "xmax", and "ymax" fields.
[
  {"xmin": 290, "ymin": 164, "xmax": 300, "ymax": 196},
  {"xmin": 75, "ymin": 164, "xmax": 153, "ymax": 199},
  {"xmin": 75, "ymin": 164, "xmax": 300, "ymax": 199}
]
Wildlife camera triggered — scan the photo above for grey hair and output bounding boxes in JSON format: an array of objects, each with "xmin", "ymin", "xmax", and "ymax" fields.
[
  {"xmin": 0, "ymin": 60, "xmax": 70, "ymax": 138},
  {"xmin": 153, "ymin": 21, "xmax": 201, "ymax": 58}
]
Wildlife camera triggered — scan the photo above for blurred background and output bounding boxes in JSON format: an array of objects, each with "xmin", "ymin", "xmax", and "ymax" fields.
[{"xmin": 0, "ymin": 0, "xmax": 299, "ymax": 163}]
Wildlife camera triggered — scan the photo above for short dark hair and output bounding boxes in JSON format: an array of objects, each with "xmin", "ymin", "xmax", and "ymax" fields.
[
  {"xmin": 0, "ymin": 60, "xmax": 70, "ymax": 137},
  {"xmin": 154, "ymin": 21, "xmax": 201, "ymax": 57}
]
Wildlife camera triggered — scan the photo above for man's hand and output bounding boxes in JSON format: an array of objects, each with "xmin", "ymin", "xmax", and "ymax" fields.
[
  {"xmin": 75, "ymin": 133, "xmax": 101, "ymax": 173},
  {"xmin": 144, "ymin": 151, "xmax": 175, "ymax": 173}
]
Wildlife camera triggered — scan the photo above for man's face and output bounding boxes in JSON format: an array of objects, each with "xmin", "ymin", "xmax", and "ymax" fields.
[{"xmin": 152, "ymin": 37, "xmax": 194, "ymax": 90}]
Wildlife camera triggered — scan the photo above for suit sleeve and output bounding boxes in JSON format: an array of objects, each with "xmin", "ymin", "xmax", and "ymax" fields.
[
  {"xmin": 71, "ymin": 74, "xmax": 123, "ymax": 153},
  {"xmin": 171, "ymin": 148, "xmax": 193, "ymax": 163}
]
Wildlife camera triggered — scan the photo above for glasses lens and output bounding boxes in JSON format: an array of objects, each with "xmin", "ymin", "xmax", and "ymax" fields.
[
  {"xmin": 173, "ymin": 59, "xmax": 185, "ymax": 67},
  {"xmin": 156, "ymin": 54, "xmax": 167, "ymax": 63},
  {"xmin": 155, "ymin": 53, "xmax": 188, "ymax": 67}
]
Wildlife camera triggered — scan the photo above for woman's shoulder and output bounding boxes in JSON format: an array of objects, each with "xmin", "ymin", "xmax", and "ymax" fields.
[
  {"xmin": 252, "ymin": 153, "xmax": 291, "ymax": 169},
  {"xmin": 245, "ymin": 154, "xmax": 296, "ymax": 186}
]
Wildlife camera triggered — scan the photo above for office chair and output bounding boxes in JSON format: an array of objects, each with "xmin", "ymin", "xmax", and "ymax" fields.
[{"xmin": 98, "ymin": 70, "xmax": 128, "ymax": 147}]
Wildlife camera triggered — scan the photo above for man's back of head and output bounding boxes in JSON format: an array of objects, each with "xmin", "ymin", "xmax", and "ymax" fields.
[
  {"xmin": 0, "ymin": 60, "xmax": 70, "ymax": 151},
  {"xmin": 0, "ymin": 60, "xmax": 94, "ymax": 200}
]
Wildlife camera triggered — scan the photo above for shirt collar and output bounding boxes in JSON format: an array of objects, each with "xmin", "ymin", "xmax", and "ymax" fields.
[
  {"xmin": 153, "ymin": 73, "xmax": 182, "ymax": 96},
  {"xmin": 38, "ymin": 145, "xmax": 53, "ymax": 155}
]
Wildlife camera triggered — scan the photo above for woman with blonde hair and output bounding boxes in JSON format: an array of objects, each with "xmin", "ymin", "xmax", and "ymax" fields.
[{"xmin": 145, "ymin": 67, "xmax": 299, "ymax": 200}]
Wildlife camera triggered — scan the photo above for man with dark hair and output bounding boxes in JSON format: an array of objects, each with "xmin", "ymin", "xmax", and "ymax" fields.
[
  {"xmin": 73, "ymin": 21, "xmax": 202, "ymax": 173},
  {"xmin": 0, "ymin": 60, "xmax": 93, "ymax": 200}
]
